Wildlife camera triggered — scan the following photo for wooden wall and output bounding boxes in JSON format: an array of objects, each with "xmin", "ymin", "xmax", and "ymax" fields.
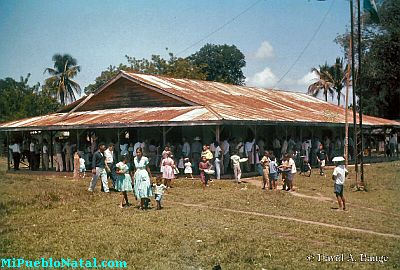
[{"xmin": 77, "ymin": 78, "xmax": 188, "ymax": 111}]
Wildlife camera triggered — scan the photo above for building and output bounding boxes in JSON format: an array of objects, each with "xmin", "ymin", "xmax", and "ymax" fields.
[{"xmin": 1, "ymin": 71, "xmax": 399, "ymax": 170}]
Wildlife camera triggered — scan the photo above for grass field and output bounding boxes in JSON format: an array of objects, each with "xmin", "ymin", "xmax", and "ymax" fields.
[{"xmin": 0, "ymin": 159, "xmax": 399, "ymax": 270}]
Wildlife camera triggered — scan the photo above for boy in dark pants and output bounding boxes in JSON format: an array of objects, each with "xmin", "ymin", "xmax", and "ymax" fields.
[{"xmin": 316, "ymin": 144, "xmax": 328, "ymax": 176}]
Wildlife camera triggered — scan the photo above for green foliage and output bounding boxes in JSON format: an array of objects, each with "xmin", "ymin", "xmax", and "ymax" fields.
[
  {"xmin": 85, "ymin": 53, "xmax": 207, "ymax": 94},
  {"xmin": 44, "ymin": 54, "xmax": 81, "ymax": 105},
  {"xmin": 85, "ymin": 44, "xmax": 246, "ymax": 93},
  {"xmin": 335, "ymin": 0, "xmax": 400, "ymax": 119},
  {"xmin": 189, "ymin": 44, "xmax": 246, "ymax": 85},
  {"xmin": 0, "ymin": 74, "xmax": 60, "ymax": 123}
]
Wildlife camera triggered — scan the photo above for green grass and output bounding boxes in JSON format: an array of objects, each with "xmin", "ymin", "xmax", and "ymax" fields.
[{"xmin": 0, "ymin": 159, "xmax": 399, "ymax": 269}]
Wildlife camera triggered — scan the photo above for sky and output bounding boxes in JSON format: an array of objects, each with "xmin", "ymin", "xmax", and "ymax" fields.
[{"xmin": 0, "ymin": 0, "xmax": 352, "ymax": 102}]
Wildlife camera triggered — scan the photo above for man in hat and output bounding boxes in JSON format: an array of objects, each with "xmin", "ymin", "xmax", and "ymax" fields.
[{"xmin": 332, "ymin": 156, "xmax": 348, "ymax": 211}]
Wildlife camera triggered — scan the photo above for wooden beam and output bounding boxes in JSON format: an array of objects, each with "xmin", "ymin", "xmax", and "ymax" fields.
[
  {"xmin": 215, "ymin": 125, "xmax": 220, "ymax": 142},
  {"xmin": 50, "ymin": 131, "xmax": 54, "ymax": 169},
  {"xmin": 6, "ymin": 131, "xmax": 10, "ymax": 171}
]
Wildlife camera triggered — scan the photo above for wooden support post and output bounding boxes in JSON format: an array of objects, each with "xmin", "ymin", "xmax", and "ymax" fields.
[
  {"xmin": 117, "ymin": 128, "xmax": 120, "ymax": 159},
  {"xmin": 76, "ymin": 130, "xmax": 80, "ymax": 150},
  {"xmin": 162, "ymin": 127, "xmax": 166, "ymax": 147},
  {"xmin": 216, "ymin": 125, "xmax": 220, "ymax": 142},
  {"xmin": 254, "ymin": 125, "xmax": 257, "ymax": 172},
  {"xmin": 41, "ymin": 131, "xmax": 44, "ymax": 171},
  {"xmin": 50, "ymin": 131, "xmax": 54, "ymax": 169},
  {"xmin": 6, "ymin": 131, "xmax": 10, "ymax": 171}
]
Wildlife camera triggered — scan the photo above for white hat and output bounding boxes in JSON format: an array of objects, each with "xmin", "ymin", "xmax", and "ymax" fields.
[
  {"xmin": 332, "ymin": 156, "xmax": 345, "ymax": 162},
  {"xmin": 193, "ymin": 136, "xmax": 201, "ymax": 141}
]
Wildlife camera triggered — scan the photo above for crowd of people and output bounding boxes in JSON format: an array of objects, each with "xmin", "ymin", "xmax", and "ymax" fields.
[{"xmin": 7, "ymin": 132, "xmax": 388, "ymax": 212}]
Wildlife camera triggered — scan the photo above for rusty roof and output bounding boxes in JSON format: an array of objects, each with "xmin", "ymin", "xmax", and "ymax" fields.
[{"xmin": 0, "ymin": 71, "xmax": 399, "ymax": 131}]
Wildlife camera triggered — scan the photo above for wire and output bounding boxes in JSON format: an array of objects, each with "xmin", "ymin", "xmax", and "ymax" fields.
[
  {"xmin": 176, "ymin": 0, "xmax": 264, "ymax": 57},
  {"xmin": 272, "ymin": 0, "xmax": 336, "ymax": 89}
]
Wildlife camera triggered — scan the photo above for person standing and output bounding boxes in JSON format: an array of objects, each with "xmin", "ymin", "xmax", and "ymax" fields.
[
  {"xmin": 29, "ymin": 139, "xmax": 36, "ymax": 170},
  {"xmin": 199, "ymin": 156, "xmax": 211, "ymax": 189},
  {"xmin": 182, "ymin": 137, "xmax": 190, "ymax": 158},
  {"xmin": 34, "ymin": 140, "xmax": 41, "ymax": 170},
  {"xmin": 260, "ymin": 151, "xmax": 270, "ymax": 190},
  {"xmin": 221, "ymin": 138, "xmax": 230, "ymax": 174},
  {"xmin": 191, "ymin": 137, "xmax": 202, "ymax": 175},
  {"xmin": 161, "ymin": 151, "xmax": 176, "ymax": 188},
  {"xmin": 214, "ymin": 142, "xmax": 222, "ymax": 180},
  {"xmin": 273, "ymin": 137, "xmax": 281, "ymax": 159},
  {"xmin": 54, "ymin": 139, "xmax": 63, "ymax": 172},
  {"xmin": 42, "ymin": 139, "xmax": 49, "ymax": 171},
  {"xmin": 316, "ymin": 144, "xmax": 328, "ymax": 176},
  {"xmin": 9, "ymin": 141, "xmax": 21, "ymax": 170},
  {"xmin": 230, "ymin": 151, "xmax": 241, "ymax": 183},
  {"xmin": 115, "ymin": 156, "xmax": 133, "ymax": 208},
  {"xmin": 63, "ymin": 141, "xmax": 74, "ymax": 172},
  {"xmin": 133, "ymin": 147, "xmax": 153, "ymax": 210},
  {"xmin": 332, "ymin": 156, "xmax": 348, "ymax": 211},
  {"xmin": 88, "ymin": 143, "xmax": 109, "ymax": 193},
  {"xmin": 104, "ymin": 143, "xmax": 117, "ymax": 188}
]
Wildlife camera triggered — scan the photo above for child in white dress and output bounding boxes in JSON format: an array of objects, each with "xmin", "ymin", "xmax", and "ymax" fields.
[{"xmin": 184, "ymin": 158, "xmax": 193, "ymax": 179}]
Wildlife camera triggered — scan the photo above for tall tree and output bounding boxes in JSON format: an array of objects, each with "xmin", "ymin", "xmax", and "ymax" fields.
[
  {"xmin": 189, "ymin": 44, "xmax": 246, "ymax": 85},
  {"xmin": 330, "ymin": 58, "xmax": 347, "ymax": 106},
  {"xmin": 307, "ymin": 63, "xmax": 334, "ymax": 102},
  {"xmin": 335, "ymin": 0, "xmax": 400, "ymax": 119},
  {"xmin": 44, "ymin": 54, "xmax": 81, "ymax": 105},
  {"xmin": 0, "ymin": 74, "xmax": 60, "ymax": 122}
]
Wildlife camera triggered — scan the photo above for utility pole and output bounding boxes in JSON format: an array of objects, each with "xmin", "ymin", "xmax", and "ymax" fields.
[
  {"xmin": 350, "ymin": 0, "xmax": 359, "ymax": 186},
  {"xmin": 357, "ymin": 0, "xmax": 365, "ymax": 187}
]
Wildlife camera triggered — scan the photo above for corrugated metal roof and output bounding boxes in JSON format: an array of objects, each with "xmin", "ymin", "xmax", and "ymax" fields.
[
  {"xmin": 122, "ymin": 72, "xmax": 399, "ymax": 127},
  {"xmin": 0, "ymin": 106, "xmax": 219, "ymax": 130},
  {"xmin": 0, "ymin": 71, "xmax": 399, "ymax": 130}
]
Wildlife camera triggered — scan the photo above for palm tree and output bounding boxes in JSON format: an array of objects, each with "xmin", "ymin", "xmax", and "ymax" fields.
[
  {"xmin": 307, "ymin": 63, "xmax": 334, "ymax": 102},
  {"xmin": 44, "ymin": 54, "xmax": 81, "ymax": 105},
  {"xmin": 330, "ymin": 57, "xmax": 347, "ymax": 106}
]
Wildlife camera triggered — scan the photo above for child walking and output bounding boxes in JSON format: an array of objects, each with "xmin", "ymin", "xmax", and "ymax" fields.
[
  {"xmin": 154, "ymin": 176, "xmax": 167, "ymax": 210},
  {"xmin": 79, "ymin": 153, "xmax": 86, "ymax": 178},
  {"xmin": 199, "ymin": 155, "xmax": 211, "ymax": 189},
  {"xmin": 115, "ymin": 156, "xmax": 133, "ymax": 208},
  {"xmin": 184, "ymin": 158, "xmax": 193, "ymax": 179},
  {"xmin": 332, "ymin": 156, "xmax": 348, "ymax": 211},
  {"xmin": 230, "ymin": 151, "xmax": 242, "ymax": 183}
]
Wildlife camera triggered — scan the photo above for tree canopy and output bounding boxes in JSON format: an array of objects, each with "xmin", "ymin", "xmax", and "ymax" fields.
[
  {"xmin": 44, "ymin": 53, "xmax": 81, "ymax": 105},
  {"xmin": 336, "ymin": 0, "xmax": 400, "ymax": 119},
  {"xmin": 0, "ymin": 74, "xmax": 60, "ymax": 122},
  {"xmin": 85, "ymin": 44, "xmax": 246, "ymax": 93}
]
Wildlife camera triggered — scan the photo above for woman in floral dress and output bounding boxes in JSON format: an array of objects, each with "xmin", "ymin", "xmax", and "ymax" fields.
[{"xmin": 133, "ymin": 147, "xmax": 153, "ymax": 209}]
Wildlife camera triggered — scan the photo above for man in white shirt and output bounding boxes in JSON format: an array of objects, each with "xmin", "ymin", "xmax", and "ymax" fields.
[
  {"xmin": 42, "ymin": 139, "xmax": 49, "ymax": 171},
  {"xmin": 332, "ymin": 156, "xmax": 348, "ymax": 211},
  {"xmin": 29, "ymin": 140, "xmax": 35, "ymax": 170},
  {"xmin": 104, "ymin": 143, "xmax": 116, "ymax": 188},
  {"xmin": 9, "ymin": 141, "xmax": 21, "ymax": 170},
  {"xmin": 214, "ymin": 142, "xmax": 222, "ymax": 179}
]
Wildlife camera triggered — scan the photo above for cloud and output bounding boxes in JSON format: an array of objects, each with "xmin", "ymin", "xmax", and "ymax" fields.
[
  {"xmin": 255, "ymin": 41, "xmax": 274, "ymax": 59},
  {"xmin": 247, "ymin": 67, "xmax": 278, "ymax": 88},
  {"xmin": 297, "ymin": 71, "xmax": 318, "ymax": 86}
]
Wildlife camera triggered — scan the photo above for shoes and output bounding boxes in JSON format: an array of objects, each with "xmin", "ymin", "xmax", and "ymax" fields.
[{"xmin": 88, "ymin": 188, "xmax": 93, "ymax": 192}]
